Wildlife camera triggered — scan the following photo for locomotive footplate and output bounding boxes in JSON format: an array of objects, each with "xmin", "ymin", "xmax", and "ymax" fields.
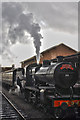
[
  {"xmin": 39, "ymin": 86, "xmax": 55, "ymax": 90},
  {"xmin": 25, "ymin": 86, "xmax": 39, "ymax": 92}
]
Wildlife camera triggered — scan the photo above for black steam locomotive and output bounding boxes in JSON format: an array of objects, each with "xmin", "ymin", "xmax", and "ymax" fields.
[{"xmin": 6, "ymin": 56, "xmax": 80, "ymax": 118}]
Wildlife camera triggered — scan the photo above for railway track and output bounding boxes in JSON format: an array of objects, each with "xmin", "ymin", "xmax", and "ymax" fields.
[
  {"xmin": 0, "ymin": 91, "xmax": 26, "ymax": 120},
  {"xmin": 1, "ymin": 85, "xmax": 80, "ymax": 119}
]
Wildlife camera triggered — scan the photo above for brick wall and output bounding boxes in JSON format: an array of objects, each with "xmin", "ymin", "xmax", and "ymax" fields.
[
  {"xmin": 40, "ymin": 45, "xmax": 76, "ymax": 64},
  {"xmin": 21, "ymin": 44, "xmax": 77, "ymax": 67}
]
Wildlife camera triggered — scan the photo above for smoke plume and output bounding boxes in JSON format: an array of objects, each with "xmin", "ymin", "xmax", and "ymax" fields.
[{"xmin": 2, "ymin": 2, "xmax": 43, "ymax": 64}]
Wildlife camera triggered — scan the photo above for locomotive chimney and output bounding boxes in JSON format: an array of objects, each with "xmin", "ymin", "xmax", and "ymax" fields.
[{"xmin": 12, "ymin": 64, "xmax": 15, "ymax": 69}]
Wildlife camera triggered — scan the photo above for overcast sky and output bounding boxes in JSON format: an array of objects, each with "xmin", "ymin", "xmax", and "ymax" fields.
[{"xmin": 0, "ymin": 1, "xmax": 79, "ymax": 67}]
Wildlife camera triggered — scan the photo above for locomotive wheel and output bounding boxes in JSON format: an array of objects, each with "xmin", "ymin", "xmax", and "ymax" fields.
[
  {"xmin": 32, "ymin": 91, "xmax": 37, "ymax": 104},
  {"xmin": 25, "ymin": 90, "xmax": 38, "ymax": 104},
  {"xmin": 54, "ymin": 108, "xmax": 62, "ymax": 119}
]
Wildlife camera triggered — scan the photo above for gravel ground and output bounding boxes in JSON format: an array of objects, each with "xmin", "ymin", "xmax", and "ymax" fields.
[{"xmin": 2, "ymin": 87, "xmax": 53, "ymax": 120}]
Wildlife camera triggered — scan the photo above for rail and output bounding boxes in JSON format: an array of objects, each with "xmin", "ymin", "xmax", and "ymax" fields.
[{"xmin": 0, "ymin": 91, "xmax": 26, "ymax": 120}]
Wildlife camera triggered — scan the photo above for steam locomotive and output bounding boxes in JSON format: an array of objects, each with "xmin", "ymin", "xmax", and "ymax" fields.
[
  {"xmin": 2, "ymin": 56, "xmax": 80, "ymax": 118},
  {"xmin": 8, "ymin": 56, "xmax": 79, "ymax": 118}
]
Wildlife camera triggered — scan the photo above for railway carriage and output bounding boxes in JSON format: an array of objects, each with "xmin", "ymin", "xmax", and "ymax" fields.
[
  {"xmin": 2, "ymin": 70, "xmax": 13, "ymax": 89},
  {"xmin": 2, "ymin": 68, "xmax": 25, "ymax": 90}
]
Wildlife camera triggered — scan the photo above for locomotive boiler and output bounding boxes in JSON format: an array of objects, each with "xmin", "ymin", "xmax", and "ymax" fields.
[{"xmin": 35, "ymin": 60, "xmax": 78, "ymax": 88}]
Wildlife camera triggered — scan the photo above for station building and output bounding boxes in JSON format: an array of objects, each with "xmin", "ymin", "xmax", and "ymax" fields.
[{"xmin": 21, "ymin": 43, "xmax": 78, "ymax": 68}]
